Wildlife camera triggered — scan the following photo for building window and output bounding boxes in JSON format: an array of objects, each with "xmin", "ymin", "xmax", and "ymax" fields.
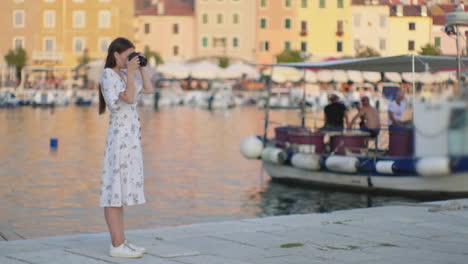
[
  {"xmin": 43, "ymin": 10, "xmax": 56, "ymax": 28},
  {"xmin": 99, "ymin": 10, "xmax": 111, "ymax": 28},
  {"xmin": 260, "ymin": 41, "xmax": 270, "ymax": 51},
  {"xmin": 73, "ymin": 11, "xmax": 85, "ymax": 28},
  {"xmin": 99, "ymin": 38, "xmax": 110, "ymax": 53},
  {"xmin": 354, "ymin": 39, "xmax": 360, "ymax": 51},
  {"xmin": 380, "ymin": 15, "xmax": 386, "ymax": 28},
  {"xmin": 337, "ymin": 20, "xmax": 343, "ymax": 35},
  {"xmin": 337, "ymin": 41, "xmax": 343, "ymax": 52},
  {"xmin": 13, "ymin": 10, "xmax": 25, "ymax": 28},
  {"xmin": 233, "ymin": 37, "xmax": 239, "ymax": 48},
  {"xmin": 44, "ymin": 37, "xmax": 55, "ymax": 52},
  {"xmin": 173, "ymin": 24, "xmax": 179, "ymax": 34},
  {"xmin": 284, "ymin": 18, "xmax": 291, "ymax": 29},
  {"xmin": 301, "ymin": 20, "xmax": 308, "ymax": 34},
  {"xmin": 379, "ymin": 38, "xmax": 386, "ymax": 50},
  {"xmin": 173, "ymin": 46, "xmax": 179, "ymax": 56},
  {"xmin": 73, "ymin": 38, "xmax": 85, "ymax": 53},
  {"xmin": 233, "ymin": 13, "xmax": 239, "ymax": 24},
  {"xmin": 261, "ymin": 0, "xmax": 268, "ymax": 8},
  {"xmin": 409, "ymin": 22, "xmax": 416, "ymax": 30},
  {"xmin": 435, "ymin": 37, "xmax": 441, "ymax": 47},
  {"xmin": 285, "ymin": 41, "xmax": 291, "ymax": 50},
  {"xmin": 408, "ymin": 40, "xmax": 415, "ymax": 51},
  {"xmin": 284, "ymin": 0, "xmax": 291, "ymax": 8},
  {"xmin": 260, "ymin": 18, "xmax": 267, "ymax": 29},
  {"xmin": 13, "ymin": 37, "xmax": 25, "ymax": 49},
  {"xmin": 202, "ymin": 37, "xmax": 208, "ymax": 48},
  {"xmin": 144, "ymin": 23, "xmax": 150, "ymax": 34},
  {"xmin": 337, "ymin": 0, "xmax": 344, "ymax": 8},
  {"xmin": 319, "ymin": 0, "xmax": 326, "ymax": 8},
  {"xmin": 202, "ymin": 13, "xmax": 208, "ymax": 24},
  {"xmin": 354, "ymin": 14, "xmax": 360, "ymax": 27},
  {"xmin": 301, "ymin": 41, "xmax": 307, "ymax": 52},
  {"xmin": 217, "ymin": 14, "xmax": 223, "ymax": 24},
  {"xmin": 301, "ymin": 0, "xmax": 307, "ymax": 8}
]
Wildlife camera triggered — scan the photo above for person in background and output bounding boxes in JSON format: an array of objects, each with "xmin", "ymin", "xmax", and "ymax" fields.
[
  {"xmin": 348, "ymin": 96, "xmax": 381, "ymax": 137},
  {"xmin": 321, "ymin": 94, "xmax": 348, "ymax": 131},
  {"xmin": 388, "ymin": 91, "xmax": 407, "ymax": 129}
]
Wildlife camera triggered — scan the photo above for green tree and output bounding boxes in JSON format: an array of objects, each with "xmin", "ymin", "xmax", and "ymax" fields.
[
  {"xmin": 144, "ymin": 47, "xmax": 163, "ymax": 66},
  {"xmin": 276, "ymin": 50, "xmax": 304, "ymax": 63},
  {"xmin": 355, "ymin": 46, "xmax": 380, "ymax": 58},
  {"xmin": 418, "ymin": 43, "xmax": 442, "ymax": 56},
  {"xmin": 78, "ymin": 48, "xmax": 91, "ymax": 65},
  {"xmin": 218, "ymin": 56, "xmax": 229, "ymax": 68},
  {"xmin": 4, "ymin": 47, "xmax": 28, "ymax": 83}
]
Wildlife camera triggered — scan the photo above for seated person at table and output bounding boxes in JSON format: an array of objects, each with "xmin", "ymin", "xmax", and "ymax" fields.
[
  {"xmin": 321, "ymin": 94, "xmax": 349, "ymax": 131},
  {"xmin": 348, "ymin": 96, "xmax": 381, "ymax": 137},
  {"xmin": 388, "ymin": 91, "xmax": 407, "ymax": 130}
]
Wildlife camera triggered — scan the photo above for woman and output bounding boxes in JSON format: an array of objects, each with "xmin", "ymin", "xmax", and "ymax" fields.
[{"xmin": 98, "ymin": 37, "xmax": 153, "ymax": 258}]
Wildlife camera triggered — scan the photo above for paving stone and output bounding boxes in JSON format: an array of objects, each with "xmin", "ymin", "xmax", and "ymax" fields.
[
  {"xmin": 0, "ymin": 256, "xmax": 33, "ymax": 264},
  {"xmin": 169, "ymin": 236, "xmax": 273, "ymax": 261},
  {"xmin": 174, "ymin": 254, "xmax": 255, "ymax": 264},
  {"xmin": 0, "ymin": 240, "xmax": 56, "ymax": 256},
  {"xmin": 6, "ymin": 249, "xmax": 110, "ymax": 264},
  {"xmin": 65, "ymin": 248, "xmax": 180, "ymax": 264}
]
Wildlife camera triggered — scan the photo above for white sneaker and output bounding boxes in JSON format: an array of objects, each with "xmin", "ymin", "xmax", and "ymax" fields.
[
  {"xmin": 109, "ymin": 242, "xmax": 143, "ymax": 258},
  {"xmin": 125, "ymin": 240, "xmax": 146, "ymax": 254}
]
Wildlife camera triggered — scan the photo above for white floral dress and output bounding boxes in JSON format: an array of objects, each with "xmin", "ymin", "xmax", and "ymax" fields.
[{"xmin": 99, "ymin": 68, "xmax": 145, "ymax": 207}]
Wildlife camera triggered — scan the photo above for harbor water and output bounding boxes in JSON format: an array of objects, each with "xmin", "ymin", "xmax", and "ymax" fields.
[{"xmin": 0, "ymin": 106, "xmax": 419, "ymax": 239}]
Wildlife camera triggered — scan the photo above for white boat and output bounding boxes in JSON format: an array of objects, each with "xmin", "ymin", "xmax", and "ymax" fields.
[{"xmin": 241, "ymin": 51, "xmax": 468, "ymax": 198}]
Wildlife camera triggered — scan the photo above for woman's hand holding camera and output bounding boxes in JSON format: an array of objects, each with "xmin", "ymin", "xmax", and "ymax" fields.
[{"xmin": 127, "ymin": 56, "xmax": 140, "ymax": 73}]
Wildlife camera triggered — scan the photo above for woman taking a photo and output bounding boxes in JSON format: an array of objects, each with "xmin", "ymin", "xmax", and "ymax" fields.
[{"xmin": 98, "ymin": 37, "xmax": 153, "ymax": 258}]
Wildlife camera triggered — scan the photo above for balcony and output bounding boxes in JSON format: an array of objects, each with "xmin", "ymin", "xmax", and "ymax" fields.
[
  {"xmin": 32, "ymin": 51, "xmax": 64, "ymax": 61},
  {"xmin": 300, "ymin": 31, "xmax": 308, "ymax": 37},
  {"xmin": 336, "ymin": 31, "xmax": 344, "ymax": 37}
]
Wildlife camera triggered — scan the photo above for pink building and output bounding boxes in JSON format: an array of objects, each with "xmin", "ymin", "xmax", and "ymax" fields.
[{"xmin": 431, "ymin": 4, "xmax": 468, "ymax": 55}]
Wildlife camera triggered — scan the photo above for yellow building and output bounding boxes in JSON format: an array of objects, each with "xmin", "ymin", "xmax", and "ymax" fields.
[
  {"xmin": 297, "ymin": 0, "xmax": 353, "ymax": 60},
  {"xmin": 388, "ymin": 5, "xmax": 432, "ymax": 55},
  {"xmin": 1, "ymin": 0, "xmax": 134, "ymax": 68},
  {"xmin": 195, "ymin": 0, "xmax": 257, "ymax": 61},
  {"xmin": 134, "ymin": 0, "xmax": 196, "ymax": 62},
  {"xmin": 351, "ymin": 0, "xmax": 390, "ymax": 56}
]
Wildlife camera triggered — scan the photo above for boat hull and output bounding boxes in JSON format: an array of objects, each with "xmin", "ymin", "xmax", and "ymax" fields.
[{"xmin": 263, "ymin": 162, "xmax": 468, "ymax": 198}]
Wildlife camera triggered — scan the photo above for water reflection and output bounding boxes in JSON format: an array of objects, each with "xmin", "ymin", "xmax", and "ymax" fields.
[{"xmin": 0, "ymin": 106, "xmax": 419, "ymax": 239}]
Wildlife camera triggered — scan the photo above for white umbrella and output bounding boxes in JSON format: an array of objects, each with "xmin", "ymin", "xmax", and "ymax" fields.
[
  {"xmin": 434, "ymin": 71, "xmax": 452, "ymax": 83},
  {"xmin": 362, "ymin": 71, "xmax": 381, "ymax": 83},
  {"xmin": 228, "ymin": 62, "xmax": 259, "ymax": 79},
  {"xmin": 218, "ymin": 68, "xmax": 242, "ymax": 79},
  {"xmin": 347, "ymin": 71, "xmax": 364, "ymax": 83},
  {"xmin": 304, "ymin": 70, "xmax": 317, "ymax": 83},
  {"xmin": 270, "ymin": 67, "xmax": 302, "ymax": 83},
  {"xmin": 332, "ymin": 70, "xmax": 348, "ymax": 83},
  {"xmin": 158, "ymin": 61, "xmax": 191, "ymax": 79},
  {"xmin": 316, "ymin": 70, "xmax": 333, "ymax": 83},
  {"xmin": 190, "ymin": 61, "xmax": 220, "ymax": 80},
  {"xmin": 418, "ymin": 72, "xmax": 435, "ymax": 84},
  {"xmin": 402, "ymin": 72, "xmax": 422, "ymax": 83},
  {"xmin": 86, "ymin": 60, "xmax": 105, "ymax": 83},
  {"xmin": 384, "ymin": 72, "xmax": 402, "ymax": 83}
]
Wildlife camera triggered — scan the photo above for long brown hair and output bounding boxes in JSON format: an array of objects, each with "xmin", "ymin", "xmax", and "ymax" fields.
[{"xmin": 99, "ymin": 37, "xmax": 135, "ymax": 115}]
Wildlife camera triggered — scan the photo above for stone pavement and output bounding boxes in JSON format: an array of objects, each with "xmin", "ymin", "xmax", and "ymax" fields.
[{"xmin": 1, "ymin": 199, "xmax": 468, "ymax": 264}]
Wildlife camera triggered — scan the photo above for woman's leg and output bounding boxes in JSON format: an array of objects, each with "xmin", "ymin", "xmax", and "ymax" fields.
[{"xmin": 104, "ymin": 207, "xmax": 125, "ymax": 247}]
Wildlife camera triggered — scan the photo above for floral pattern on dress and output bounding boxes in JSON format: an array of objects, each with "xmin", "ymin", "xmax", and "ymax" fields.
[{"xmin": 99, "ymin": 68, "xmax": 145, "ymax": 207}]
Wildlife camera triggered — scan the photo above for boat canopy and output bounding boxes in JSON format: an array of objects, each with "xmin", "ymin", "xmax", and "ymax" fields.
[{"xmin": 275, "ymin": 55, "xmax": 468, "ymax": 73}]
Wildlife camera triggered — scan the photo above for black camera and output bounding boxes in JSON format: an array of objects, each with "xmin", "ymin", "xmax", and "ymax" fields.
[{"xmin": 128, "ymin": 52, "xmax": 148, "ymax": 67}]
